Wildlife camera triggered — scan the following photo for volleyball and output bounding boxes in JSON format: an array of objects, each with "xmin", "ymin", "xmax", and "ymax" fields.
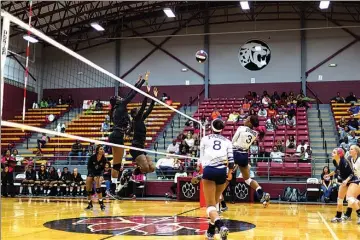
[{"xmin": 195, "ymin": 50, "xmax": 208, "ymax": 63}]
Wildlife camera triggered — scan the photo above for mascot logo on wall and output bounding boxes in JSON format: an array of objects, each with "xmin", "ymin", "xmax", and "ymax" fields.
[{"xmin": 238, "ymin": 40, "xmax": 271, "ymax": 71}]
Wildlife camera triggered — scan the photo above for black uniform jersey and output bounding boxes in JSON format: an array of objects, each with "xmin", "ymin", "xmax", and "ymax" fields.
[
  {"xmin": 71, "ymin": 173, "xmax": 83, "ymax": 183},
  {"xmin": 60, "ymin": 171, "xmax": 72, "ymax": 181},
  {"xmin": 25, "ymin": 170, "xmax": 36, "ymax": 181},
  {"xmin": 111, "ymin": 79, "xmax": 145, "ymax": 132},
  {"xmin": 87, "ymin": 154, "xmax": 107, "ymax": 176},
  {"xmin": 103, "ymin": 168, "xmax": 111, "ymax": 181},
  {"xmin": 132, "ymin": 97, "xmax": 155, "ymax": 147},
  {"xmin": 38, "ymin": 171, "xmax": 48, "ymax": 181},
  {"xmin": 48, "ymin": 171, "xmax": 59, "ymax": 181},
  {"xmin": 335, "ymin": 157, "xmax": 354, "ymax": 181}
]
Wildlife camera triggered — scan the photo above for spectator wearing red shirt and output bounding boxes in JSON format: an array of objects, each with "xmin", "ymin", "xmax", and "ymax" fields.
[
  {"xmin": 211, "ymin": 108, "xmax": 221, "ymax": 120},
  {"xmin": 267, "ymin": 106, "xmax": 277, "ymax": 118},
  {"xmin": 1, "ymin": 150, "xmax": 16, "ymax": 173}
]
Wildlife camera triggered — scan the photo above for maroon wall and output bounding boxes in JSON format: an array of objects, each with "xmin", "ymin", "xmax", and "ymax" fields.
[
  {"xmin": 43, "ymin": 80, "xmax": 360, "ymax": 107},
  {"xmin": 3, "ymin": 83, "xmax": 37, "ymax": 120}
]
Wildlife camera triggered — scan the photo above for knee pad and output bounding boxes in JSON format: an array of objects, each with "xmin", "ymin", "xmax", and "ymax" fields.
[
  {"xmin": 347, "ymin": 197, "xmax": 357, "ymax": 206},
  {"xmin": 245, "ymin": 178, "xmax": 253, "ymax": 186},
  {"xmin": 113, "ymin": 163, "xmax": 122, "ymax": 171},
  {"xmin": 96, "ymin": 188, "xmax": 101, "ymax": 194},
  {"xmin": 206, "ymin": 206, "xmax": 217, "ymax": 217},
  {"xmin": 337, "ymin": 198, "xmax": 344, "ymax": 205}
]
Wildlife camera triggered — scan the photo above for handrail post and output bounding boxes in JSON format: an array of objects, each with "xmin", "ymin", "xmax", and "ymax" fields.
[
  {"xmin": 154, "ymin": 141, "xmax": 158, "ymax": 161},
  {"xmin": 163, "ymin": 130, "xmax": 167, "ymax": 150},
  {"xmin": 171, "ymin": 120, "xmax": 175, "ymax": 139}
]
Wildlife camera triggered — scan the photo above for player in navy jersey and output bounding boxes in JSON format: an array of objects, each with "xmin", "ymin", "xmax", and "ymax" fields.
[
  {"xmin": 129, "ymin": 86, "xmax": 158, "ymax": 174},
  {"xmin": 232, "ymin": 115, "xmax": 270, "ymax": 207},
  {"xmin": 85, "ymin": 145, "xmax": 108, "ymax": 211},
  {"xmin": 325, "ymin": 148, "xmax": 355, "ymax": 222},
  {"xmin": 108, "ymin": 74, "xmax": 148, "ymax": 178},
  {"xmin": 200, "ymin": 119, "xmax": 234, "ymax": 240}
]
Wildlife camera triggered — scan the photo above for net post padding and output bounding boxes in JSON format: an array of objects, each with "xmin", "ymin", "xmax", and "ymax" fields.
[
  {"xmin": 199, "ymin": 164, "xmax": 206, "ymax": 207},
  {"xmin": 0, "ymin": 10, "xmax": 202, "ymax": 129}
]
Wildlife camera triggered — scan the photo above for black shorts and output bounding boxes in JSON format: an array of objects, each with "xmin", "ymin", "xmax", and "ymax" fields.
[
  {"xmin": 87, "ymin": 172, "xmax": 103, "ymax": 178},
  {"xmin": 108, "ymin": 130, "xmax": 124, "ymax": 145},
  {"xmin": 130, "ymin": 149, "xmax": 146, "ymax": 161},
  {"xmin": 234, "ymin": 150, "xmax": 249, "ymax": 167},
  {"xmin": 202, "ymin": 166, "xmax": 227, "ymax": 185},
  {"xmin": 339, "ymin": 176, "xmax": 358, "ymax": 186}
]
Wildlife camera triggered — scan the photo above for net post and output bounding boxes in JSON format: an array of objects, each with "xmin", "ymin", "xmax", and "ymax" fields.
[
  {"xmin": 199, "ymin": 164, "xmax": 206, "ymax": 207},
  {"xmin": 1, "ymin": 15, "xmax": 11, "ymax": 157}
]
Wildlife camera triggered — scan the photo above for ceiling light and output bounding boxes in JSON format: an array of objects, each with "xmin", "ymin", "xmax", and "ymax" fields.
[
  {"xmin": 23, "ymin": 35, "xmax": 38, "ymax": 43},
  {"xmin": 181, "ymin": 68, "xmax": 188, "ymax": 72},
  {"xmin": 90, "ymin": 22, "xmax": 105, "ymax": 31},
  {"xmin": 328, "ymin": 63, "xmax": 337, "ymax": 67},
  {"xmin": 255, "ymin": 46, "xmax": 262, "ymax": 51},
  {"xmin": 163, "ymin": 8, "xmax": 175, "ymax": 18},
  {"xmin": 319, "ymin": 1, "xmax": 330, "ymax": 9},
  {"xmin": 240, "ymin": 1, "xmax": 250, "ymax": 10}
]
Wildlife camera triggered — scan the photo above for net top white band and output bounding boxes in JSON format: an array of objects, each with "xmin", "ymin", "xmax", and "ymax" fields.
[
  {"xmin": 2, "ymin": 120, "xmax": 199, "ymax": 160},
  {"xmin": 0, "ymin": 10, "xmax": 201, "ymax": 127}
]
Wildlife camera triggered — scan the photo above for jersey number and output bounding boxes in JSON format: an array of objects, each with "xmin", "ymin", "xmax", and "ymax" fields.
[
  {"xmin": 213, "ymin": 140, "xmax": 222, "ymax": 150},
  {"xmin": 245, "ymin": 135, "xmax": 252, "ymax": 144}
]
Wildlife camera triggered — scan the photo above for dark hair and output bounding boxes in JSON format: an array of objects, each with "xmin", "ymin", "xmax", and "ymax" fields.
[
  {"xmin": 249, "ymin": 115, "xmax": 259, "ymax": 127},
  {"xmin": 212, "ymin": 119, "xmax": 225, "ymax": 132},
  {"xmin": 96, "ymin": 145, "xmax": 103, "ymax": 154}
]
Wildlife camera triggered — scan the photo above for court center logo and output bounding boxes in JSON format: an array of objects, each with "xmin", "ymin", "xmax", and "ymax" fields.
[
  {"xmin": 235, "ymin": 183, "xmax": 249, "ymax": 199},
  {"xmin": 182, "ymin": 182, "xmax": 196, "ymax": 198},
  {"xmin": 238, "ymin": 39, "xmax": 271, "ymax": 71},
  {"xmin": 44, "ymin": 216, "xmax": 256, "ymax": 236}
]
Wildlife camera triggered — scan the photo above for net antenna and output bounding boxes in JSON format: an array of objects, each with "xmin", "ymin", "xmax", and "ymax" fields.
[{"xmin": 0, "ymin": 10, "xmax": 202, "ymax": 131}]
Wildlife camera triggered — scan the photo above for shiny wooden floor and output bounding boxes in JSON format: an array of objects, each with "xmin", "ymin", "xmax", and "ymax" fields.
[{"xmin": 1, "ymin": 198, "xmax": 359, "ymax": 240}]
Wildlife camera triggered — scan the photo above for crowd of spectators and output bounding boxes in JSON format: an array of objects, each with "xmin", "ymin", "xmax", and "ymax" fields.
[{"xmin": 32, "ymin": 95, "xmax": 74, "ymax": 109}]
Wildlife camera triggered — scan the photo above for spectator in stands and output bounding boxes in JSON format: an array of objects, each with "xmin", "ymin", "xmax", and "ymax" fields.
[
  {"xmin": 70, "ymin": 168, "xmax": 85, "ymax": 196},
  {"xmin": 296, "ymin": 140, "xmax": 309, "ymax": 153},
  {"xmin": 11, "ymin": 149, "xmax": 23, "ymax": 165},
  {"xmin": 286, "ymin": 135, "xmax": 296, "ymax": 149},
  {"xmin": 345, "ymin": 92, "xmax": 357, "ymax": 103},
  {"xmin": 101, "ymin": 119, "xmax": 110, "ymax": 137},
  {"xmin": 338, "ymin": 116, "xmax": 347, "ymax": 130},
  {"xmin": 261, "ymin": 92, "xmax": 271, "ymax": 108},
  {"xmin": 103, "ymin": 163, "xmax": 112, "ymax": 197},
  {"xmin": 265, "ymin": 116, "xmax": 277, "ymax": 132},
  {"xmin": 55, "ymin": 123, "xmax": 66, "ymax": 133},
  {"xmin": 2, "ymin": 149, "xmax": 16, "ymax": 173},
  {"xmin": 167, "ymin": 140, "xmax": 179, "ymax": 154},
  {"xmin": 249, "ymin": 140, "xmax": 259, "ymax": 164},
  {"xmin": 286, "ymin": 114, "xmax": 296, "ymax": 128},
  {"xmin": 306, "ymin": 145, "xmax": 312, "ymax": 158},
  {"xmin": 242, "ymin": 99, "xmax": 251, "ymax": 111},
  {"xmin": 168, "ymin": 166, "xmax": 187, "ymax": 199},
  {"xmin": 249, "ymin": 109, "xmax": 256, "ymax": 116},
  {"xmin": 348, "ymin": 131, "xmax": 358, "ymax": 146},
  {"xmin": 161, "ymin": 93, "xmax": 169, "ymax": 102},
  {"xmin": 257, "ymin": 105, "xmax": 267, "ymax": 118},
  {"xmin": 287, "ymin": 91, "xmax": 296, "ymax": 103},
  {"xmin": 296, "ymin": 147, "xmax": 309, "ymax": 162},
  {"xmin": 20, "ymin": 164, "xmax": 36, "ymax": 196},
  {"xmin": 321, "ymin": 166, "xmax": 333, "ymax": 203},
  {"xmin": 66, "ymin": 95, "xmax": 74, "ymax": 107},
  {"xmin": 271, "ymin": 91, "xmax": 281, "ymax": 103},
  {"xmin": 270, "ymin": 146, "xmax": 284, "ymax": 163},
  {"xmin": 275, "ymin": 139, "xmax": 285, "ymax": 153},
  {"xmin": 37, "ymin": 133, "xmax": 49, "ymax": 149},
  {"xmin": 281, "ymin": 92, "xmax": 288, "ymax": 101},
  {"xmin": 156, "ymin": 156, "xmax": 178, "ymax": 179},
  {"xmin": 267, "ymin": 106, "xmax": 277, "ymax": 118},
  {"xmin": 95, "ymin": 99, "xmax": 103, "ymax": 111},
  {"xmin": 69, "ymin": 140, "xmax": 83, "ymax": 164},
  {"xmin": 47, "ymin": 97, "xmax": 56, "ymax": 108},
  {"xmin": 287, "ymin": 105, "xmax": 296, "ymax": 118},
  {"xmin": 339, "ymin": 126, "xmax": 350, "ymax": 141},
  {"xmin": 128, "ymin": 166, "xmax": 145, "ymax": 199},
  {"xmin": 185, "ymin": 132, "xmax": 195, "ymax": 152},
  {"xmin": 1, "ymin": 165, "xmax": 15, "ymax": 197},
  {"xmin": 32, "ymin": 101, "xmax": 39, "ymax": 109},
  {"xmin": 245, "ymin": 91, "xmax": 253, "ymax": 101},
  {"xmin": 211, "ymin": 108, "xmax": 221, "ymax": 120},
  {"xmin": 39, "ymin": 98, "xmax": 48, "ymax": 108},
  {"xmin": 349, "ymin": 103, "xmax": 360, "ymax": 116},
  {"xmin": 228, "ymin": 111, "xmax": 240, "ymax": 122},
  {"xmin": 276, "ymin": 114, "xmax": 286, "ymax": 126},
  {"xmin": 331, "ymin": 92, "xmax": 345, "ymax": 103},
  {"xmin": 357, "ymin": 138, "xmax": 360, "ymax": 148},
  {"xmin": 340, "ymin": 136, "xmax": 350, "ymax": 152},
  {"xmin": 348, "ymin": 115, "xmax": 359, "ymax": 131},
  {"xmin": 238, "ymin": 109, "xmax": 248, "ymax": 121},
  {"xmin": 57, "ymin": 95, "xmax": 64, "ymax": 105}
]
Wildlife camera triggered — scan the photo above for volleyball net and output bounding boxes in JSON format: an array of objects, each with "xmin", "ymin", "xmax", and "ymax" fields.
[{"xmin": 0, "ymin": 10, "xmax": 202, "ymax": 168}]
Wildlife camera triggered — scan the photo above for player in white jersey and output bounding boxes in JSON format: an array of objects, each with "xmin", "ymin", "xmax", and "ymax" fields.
[
  {"xmin": 344, "ymin": 145, "xmax": 360, "ymax": 224},
  {"xmin": 200, "ymin": 119, "xmax": 234, "ymax": 240},
  {"xmin": 232, "ymin": 115, "xmax": 270, "ymax": 207}
]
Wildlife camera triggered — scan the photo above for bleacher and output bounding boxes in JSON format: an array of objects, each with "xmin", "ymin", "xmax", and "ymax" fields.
[
  {"xmin": 331, "ymin": 102, "xmax": 360, "ymax": 135},
  {"xmin": 188, "ymin": 97, "xmax": 311, "ymax": 177},
  {"xmin": 1, "ymin": 105, "xmax": 70, "ymax": 149},
  {"xmin": 31, "ymin": 102, "xmax": 181, "ymax": 162}
]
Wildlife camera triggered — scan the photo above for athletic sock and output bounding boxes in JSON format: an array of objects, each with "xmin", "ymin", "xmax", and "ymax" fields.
[
  {"xmin": 336, "ymin": 211, "xmax": 342, "ymax": 218},
  {"xmin": 345, "ymin": 207, "xmax": 352, "ymax": 217},
  {"xmin": 208, "ymin": 222, "xmax": 216, "ymax": 234},
  {"xmin": 214, "ymin": 218, "xmax": 224, "ymax": 230},
  {"xmin": 256, "ymin": 187, "xmax": 264, "ymax": 198}
]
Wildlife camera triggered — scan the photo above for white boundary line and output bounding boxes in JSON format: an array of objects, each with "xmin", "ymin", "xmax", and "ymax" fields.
[
  {"xmin": 1, "ymin": 120, "xmax": 199, "ymax": 160},
  {"xmin": 0, "ymin": 10, "xmax": 202, "ymax": 127},
  {"xmin": 317, "ymin": 212, "xmax": 339, "ymax": 240}
]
